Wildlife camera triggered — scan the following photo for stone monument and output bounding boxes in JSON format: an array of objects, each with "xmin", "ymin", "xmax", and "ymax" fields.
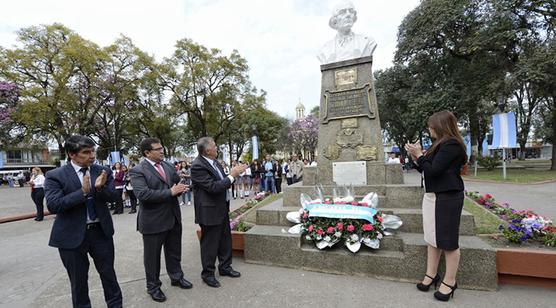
[{"xmin": 244, "ymin": 1, "xmax": 497, "ymax": 291}]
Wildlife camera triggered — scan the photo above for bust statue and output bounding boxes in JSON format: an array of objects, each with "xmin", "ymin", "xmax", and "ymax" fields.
[{"xmin": 317, "ymin": 0, "xmax": 377, "ymax": 65}]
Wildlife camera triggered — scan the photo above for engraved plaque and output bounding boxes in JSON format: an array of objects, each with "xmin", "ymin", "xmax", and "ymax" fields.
[
  {"xmin": 356, "ymin": 145, "xmax": 378, "ymax": 161},
  {"xmin": 341, "ymin": 118, "xmax": 358, "ymax": 128},
  {"xmin": 335, "ymin": 68, "xmax": 357, "ymax": 87},
  {"xmin": 333, "ymin": 161, "xmax": 367, "ymax": 186},
  {"xmin": 323, "ymin": 144, "xmax": 341, "ymax": 160},
  {"xmin": 337, "ymin": 128, "xmax": 363, "ymax": 148},
  {"xmin": 322, "ymin": 83, "xmax": 375, "ymax": 123}
]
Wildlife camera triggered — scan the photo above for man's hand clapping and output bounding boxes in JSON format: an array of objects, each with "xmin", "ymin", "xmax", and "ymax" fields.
[
  {"xmin": 95, "ymin": 170, "xmax": 108, "ymax": 191},
  {"xmin": 171, "ymin": 183, "xmax": 189, "ymax": 196},
  {"xmin": 229, "ymin": 163, "xmax": 249, "ymax": 178}
]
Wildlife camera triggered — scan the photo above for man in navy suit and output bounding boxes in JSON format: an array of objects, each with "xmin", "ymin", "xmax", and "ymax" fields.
[{"xmin": 45, "ymin": 135, "xmax": 122, "ymax": 308}]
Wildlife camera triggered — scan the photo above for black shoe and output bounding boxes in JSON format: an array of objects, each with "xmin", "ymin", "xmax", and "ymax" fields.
[
  {"xmin": 416, "ymin": 273, "xmax": 440, "ymax": 292},
  {"xmin": 129, "ymin": 210, "xmax": 137, "ymax": 214},
  {"xmin": 171, "ymin": 277, "xmax": 193, "ymax": 289},
  {"xmin": 434, "ymin": 281, "xmax": 458, "ymax": 301},
  {"xmin": 202, "ymin": 276, "xmax": 221, "ymax": 288},
  {"xmin": 149, "ymin": 289, "xmax": 166, "ymax": 302},
  {"xmin": 219, "ymin": 268, "xmax": 241, "ymax": 278}
]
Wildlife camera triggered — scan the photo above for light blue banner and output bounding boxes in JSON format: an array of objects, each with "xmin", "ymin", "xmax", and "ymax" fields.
[
  {"xmin": 109, "ymin": 151, "xmax": 121, "ymax": 166},
  {"xmin": 0, "ymin": 151, "xmax": 4, "ymax": 169},
  {"xmin": 490, "ymin": 112, "xmax": 517, "ymax": 149},
  {"xmin": 252, "ymin": 135, "xmax": 259, "ymax": 160},
  {"xmin": 306, "ymin": 204, "xmax": 377, "ymax": 223}
]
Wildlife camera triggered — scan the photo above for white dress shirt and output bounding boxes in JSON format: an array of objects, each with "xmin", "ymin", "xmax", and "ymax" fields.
[{"xmin": 70, "ymin": 161, "xmax": 99, "ymax": 223}]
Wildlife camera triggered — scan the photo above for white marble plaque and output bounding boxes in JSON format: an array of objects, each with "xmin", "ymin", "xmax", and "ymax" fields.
[{"xmin": 333, "ymin": 161, "xmax": 367, "ymax": 186}]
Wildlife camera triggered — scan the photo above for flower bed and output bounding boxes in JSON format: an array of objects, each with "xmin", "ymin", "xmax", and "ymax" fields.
[{"xmin": 465, "ymin": 191, "xmax": 556, "ymax": 247}]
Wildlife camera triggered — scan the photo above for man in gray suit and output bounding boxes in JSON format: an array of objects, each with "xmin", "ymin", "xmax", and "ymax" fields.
[{"xmin": 129, "ymin": 138, "xmax": 191, "ymax": 302}]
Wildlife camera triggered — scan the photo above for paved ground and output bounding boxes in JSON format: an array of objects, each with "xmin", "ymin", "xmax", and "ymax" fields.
[
  {"xmin": 403, "ymin": 171, "xmax": 556, "ymax": 220},
  {"xmin": 0, "ymin": 176, "xmax": 555, "ymax": 307}
]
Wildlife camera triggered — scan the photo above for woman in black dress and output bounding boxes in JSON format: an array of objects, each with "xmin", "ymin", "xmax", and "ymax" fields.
[{"xmin": 405, "ymin": 110, "xmax": 467, "ymax": 302}]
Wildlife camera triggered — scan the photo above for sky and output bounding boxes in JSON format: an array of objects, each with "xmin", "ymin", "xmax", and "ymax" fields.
[{"xmin": 0, "ymin": 0, "xmax": 421, "ymax": 120}]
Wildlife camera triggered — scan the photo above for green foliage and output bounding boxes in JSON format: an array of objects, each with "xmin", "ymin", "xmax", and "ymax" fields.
[{"xmin": 477, "ymin": 156, "xmax": 502, "ymax": 171}]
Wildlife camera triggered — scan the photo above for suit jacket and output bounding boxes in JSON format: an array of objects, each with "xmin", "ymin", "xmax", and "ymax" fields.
[
  {"xmin": 130, "ymin": 159, "xmax": 181, "ymax": 234},
  {"xmin": 190, "ymin": 156, "xmax": 232, "ymax": 226},
  {"xmin": 45, "ymin": 164, "xmax": 118, "ymax": 249},
  {"xmin": 415, "ymin": 138, "xmax": 466, "ymax": 193}
]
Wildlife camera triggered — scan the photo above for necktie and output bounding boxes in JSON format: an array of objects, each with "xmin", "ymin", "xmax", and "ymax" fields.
[
  {"xmin": 212, "ymin": 161, "xmax": 229, "ymax": 201},
  {"xmin": 212, "ymin": 161, "xmax": 224, "ymax": 179},
  {"xmin": 154, "ymin": 163, "xmax": 167, "ymax": 181},
  {"xmin": 80, "ymin": 168, "xmax": 97, "ymax": 221}
]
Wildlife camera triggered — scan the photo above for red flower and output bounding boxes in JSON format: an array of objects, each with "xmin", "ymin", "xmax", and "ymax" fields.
[
  {"xmin": 376, "ymin": 215, "xmax": 383, "ymax": 222},
  {"xmin": 324, "ymin": 201, "xmax": 331, "ymax": 204},
  {"xmin": 478, "ymin": 198, "xmax": 485, "ymax": 205},
  {"xmin": 317, "ymin": 229, "xmax": 324, "ymax": 235},
  {"xmin": 360, "ymin": 203, "xmax": 368, "ymax": 207},
  {"xmin": 303, "ymin": 212, "xmax": 309, "ymax": 219},
  {"xmin": 308, "ymin": 225, "xmax": 314, "ymax": 232},
  {"xmin": 351, "ymin": 201, "xmax": 359, "ymax": 205},
  {"xmin": 326, "ymin": 227, "xmax": 334, "ymax": 234},
  {"xmin": 336, "ymin": 223, "xmax": 343, "ymax": 231},
  {"xmin": 347, "ymin": 225, "xmax": 355, "ymax": 232},
  {"xmin": 485, "ymin": 194, "xmax": 492, "ymax": 199},
  {"xmin": 363, "ymin": 224, "xmax": 374, "ymax": 231}
]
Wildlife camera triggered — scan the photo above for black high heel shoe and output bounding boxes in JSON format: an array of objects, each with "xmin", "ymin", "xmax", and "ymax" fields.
[
  {"xmin": 434, "ymin": 281, "xmax": 458, "ymax": 301},
  {"xmin": 416, "ymin": 274, "xmax": 440, "ymax": 292}
]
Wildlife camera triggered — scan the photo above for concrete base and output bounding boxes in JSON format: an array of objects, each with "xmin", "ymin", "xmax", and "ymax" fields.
[{"xmin": 244, "ymin": 225, "xmax": 497, "ymax": 291}]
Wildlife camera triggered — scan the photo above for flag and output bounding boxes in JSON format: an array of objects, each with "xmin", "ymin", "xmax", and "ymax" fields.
[
  {"xmin": 110, "ymin": 151, "xmax": 121, "ymax": 165},
  {"xmin": 490, "ymin": 112, "xmax": 517, "ymax": 149},
  {"xmin": 252, "ymin": 135, "xmax": 259, "ymax": 160}
]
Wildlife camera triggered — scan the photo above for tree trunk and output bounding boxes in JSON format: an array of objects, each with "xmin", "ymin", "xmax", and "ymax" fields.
[{"xmin": 469, "ymin": 116, "xmax": 480, "ymax": 163}]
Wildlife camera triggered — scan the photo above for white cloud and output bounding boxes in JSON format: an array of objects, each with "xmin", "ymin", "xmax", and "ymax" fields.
[{"xmin": 0, "ymin": 0, "xmax": 420, "ymax": 119}]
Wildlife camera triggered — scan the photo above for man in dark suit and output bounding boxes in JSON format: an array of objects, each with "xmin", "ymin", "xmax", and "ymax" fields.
[
  {"xmin": 45, "ymin": 135, "xmax": 122, "ymax": 308},
  {"xmin": 191, "ymin": 137, "xmax": 248, "ymax": 288},
  {"xmin": 129, "ymin": 138, "xmax": 191, "ymax": 302}
]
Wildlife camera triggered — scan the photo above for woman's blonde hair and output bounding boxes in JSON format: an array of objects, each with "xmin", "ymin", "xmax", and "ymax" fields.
[{"xmin": 32, "ymin": 167, "xmax": 43, "ymax": 175}]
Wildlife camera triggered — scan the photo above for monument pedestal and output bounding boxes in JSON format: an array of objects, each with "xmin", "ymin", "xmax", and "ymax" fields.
[{"xmin": 244, "ymin": 56, "xmax": 497, "ymax": 290}]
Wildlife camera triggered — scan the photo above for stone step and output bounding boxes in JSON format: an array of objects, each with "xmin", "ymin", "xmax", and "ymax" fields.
[
  {"xmin": 256, "ymin": 201, "xmax": 476, "ymax": 236},
  {"xmin": 244, "ymin": 225, "xmax": 496, "ymax": 291},
  {"xmin": 382, "ymin": 208, "xmax": 475, "ymax": 236}
]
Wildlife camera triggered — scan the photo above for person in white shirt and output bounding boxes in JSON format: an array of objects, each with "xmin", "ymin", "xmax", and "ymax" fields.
[
  {"xmin": 30, "ymin": 167, "xmax": 46, "ymax": 221},
  {"xmin": 387, "ymin": 152, "xmax": 401, "ymax": 164}
]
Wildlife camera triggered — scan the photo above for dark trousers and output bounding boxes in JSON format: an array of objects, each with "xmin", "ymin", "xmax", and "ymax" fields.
[
  {"xmin": 31, "ymin": 188, "xmax": 45, "ymax": 220},
  {"xmin": 286, "ymin": 177, "xmax": 293, "ymax": 185},
  {"xmin": 142, "ymin": 220, "xmax": 184, "ymax": 293},
  {"xmin": 127, "ymin": 190, "xmax": 137, "ymax": 212},
  {"xmin": 114, "ymin": 188, "xmax": 124, "ymax": 213},
  {"xmin": 275, "ymin": 177, "xmax": 282, "ymax": 193},
  {"xmin": 199, "ymin": 216, "xmax": 232, "ymax": 279},
  {"xmin": 58, "ymin": 225, "xmax": 122, "ymax": 308}
]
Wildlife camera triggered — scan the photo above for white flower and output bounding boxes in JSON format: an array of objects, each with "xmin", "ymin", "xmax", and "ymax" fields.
[
  {"xmin": 324, "ymin": 236, "xmax": 331, "ymax": 242},
  {"xmin": 334, "ymin": 231, "xmax": 342, "ymax": 237}
]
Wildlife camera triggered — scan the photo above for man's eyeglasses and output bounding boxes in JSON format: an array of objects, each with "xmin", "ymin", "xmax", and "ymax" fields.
[{"xmin": 150, "ymin": 147, "xmax": 164, "ymax": 152}]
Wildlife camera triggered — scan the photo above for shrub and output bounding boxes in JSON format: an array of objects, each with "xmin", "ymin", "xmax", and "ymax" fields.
[{"xmin": 478, "ymin": 156, "xmax": 501, "ymax": 171}]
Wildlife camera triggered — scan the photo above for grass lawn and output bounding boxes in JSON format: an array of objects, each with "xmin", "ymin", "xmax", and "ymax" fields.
[
  {"xmin": 463, "ymin": 168, "xmax": 556, "ymax": 183},
  {"xmin": 464, "ymin": 199, "xmax": 505, "ymax": 235}
]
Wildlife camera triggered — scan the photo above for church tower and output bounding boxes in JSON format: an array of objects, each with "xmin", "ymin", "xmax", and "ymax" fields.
[{"xmin": 295, "ymin": 99, "xmax": 305, "ymax": 120}]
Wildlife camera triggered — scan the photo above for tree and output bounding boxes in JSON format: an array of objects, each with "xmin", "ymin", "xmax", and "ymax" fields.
[
  {"xmin": 288, "ymin": 115, "xmax": 318, "ymax": 160},
  {"xmin": 159, "ymin": 39, "xmax": 265, "ymax": 145},
  {"xmin": 0, "ymin": 24, "xmax": 110, "ymax": 159},
  {"xmin": 0, "ymin": 81, "xmax": 20, "ymax": 145}
]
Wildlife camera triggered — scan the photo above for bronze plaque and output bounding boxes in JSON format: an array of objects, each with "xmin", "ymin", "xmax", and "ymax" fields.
[
  {"xmin": 356, "ymin": 145, "xmax": 378, "ymax": 161},
  {"xmin": 323, "ymin": 144, "xmax": 341, "ymax": 160},
  {"xmin": 336, "ymin": 128, "xmax": 363, "ymax": 148},
  {"xmin": 322, "ymin": 83, "xmax": 375, "ymax": 123},
  {"xmin": 341, "ymin": 118, "xmax": 358, "ymax": 128},
  {"xmin": 335, "ymin": 68, "xmax": 357, "ymax": 87}
]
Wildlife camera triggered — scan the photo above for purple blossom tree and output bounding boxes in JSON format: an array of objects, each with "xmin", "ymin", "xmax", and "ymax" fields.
[
  {"xmin": 288, "ymin": 114, "xmax": 319, "ymax": 160},
  {"xmin": 0, "ymin": 81, "xmax": 20, "ymax": 142}
]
